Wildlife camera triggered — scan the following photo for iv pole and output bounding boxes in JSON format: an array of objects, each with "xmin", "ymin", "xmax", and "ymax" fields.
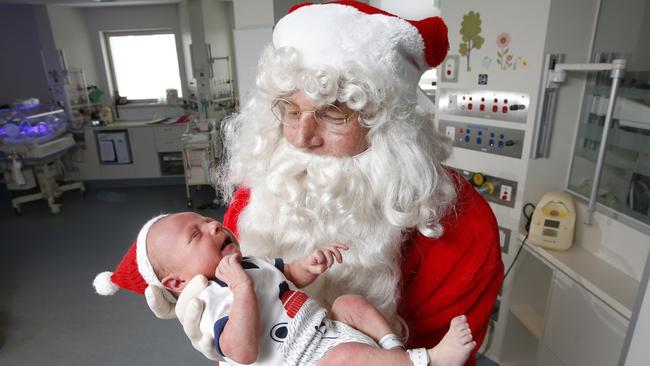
[{"xmin": 548, "ymin": 59, "xmax": 626, "ymax": 225}]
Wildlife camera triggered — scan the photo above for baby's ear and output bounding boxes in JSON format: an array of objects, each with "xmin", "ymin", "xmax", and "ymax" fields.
[{"xmin": 162, "ymin": 274, "xmax": 186, "ymax": 293}]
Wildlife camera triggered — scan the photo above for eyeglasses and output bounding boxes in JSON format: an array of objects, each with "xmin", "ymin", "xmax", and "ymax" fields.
[{"xmin": 271, "ymin": 98, "xmax": 357, "ymax": 133}]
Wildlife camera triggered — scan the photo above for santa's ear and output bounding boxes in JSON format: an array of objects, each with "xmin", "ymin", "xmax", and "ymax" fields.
[{"xmin": 161, "ymin": 274, "xmax": 186, "ymax": 293}]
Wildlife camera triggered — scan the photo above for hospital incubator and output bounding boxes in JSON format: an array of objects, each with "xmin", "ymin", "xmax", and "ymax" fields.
[{"xmin": 0, "ymin": 103, "xmax": 84, "ymax": 214}]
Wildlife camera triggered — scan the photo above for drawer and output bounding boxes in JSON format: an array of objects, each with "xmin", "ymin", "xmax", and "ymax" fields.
[
  {"xmin": 156, "ymin": 137, "xmax": 183, "ymax": 152},
  {"xmin": 155, "ymin": 125, "xmax": 185, "ymax": 140}
]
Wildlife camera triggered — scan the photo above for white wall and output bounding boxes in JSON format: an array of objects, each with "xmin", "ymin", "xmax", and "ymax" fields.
[
  {"xmin": 631, "ymin": 1, "xmax": 650, "ymax": 70},
  {"xmin": 523, "ymin": 0, "xmax": 598, "ymax": 206},
  {"xmin": 232, "ymin": 0, "xmax": 274, "ymax": 29},
  {"xmin": 233, "ymin": 27, "xmax": 272, "ymax": 105},
  {"xmin": 369, "ymin": 0, "xmax": 438, "ymax": 19},
  {"xmin": 593, "ymin": 0, "xmax": 646, "ymax": 69},
  {"xmin": 201, "ymin": 0, "xmax": 236, "ymax": 95},
  {"xmin": 178, "ymin": 1, "xmax": 194, "ymax": 95},
  {"xmin": 0, "ymin": 4, "xmax": 52, "ymax": 105},
  {"xmin": 46, "ymin": 5, "xmax": 99, "ymax": 85}
]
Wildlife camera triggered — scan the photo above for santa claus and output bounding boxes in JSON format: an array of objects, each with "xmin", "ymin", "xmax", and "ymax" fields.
[{"xmin": 146, "ymin": 2, "xmax": 503, "ymax": 365}]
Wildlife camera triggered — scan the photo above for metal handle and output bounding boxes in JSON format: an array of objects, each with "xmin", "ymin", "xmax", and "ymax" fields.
[
  {"xmin": 189, "ymin": 43, "xmax": 198, "ymax": 78},
  {"xmin": 533, "ymin": 54, "xmax": 563, "ymax": 159},
  {"xmin": 585, "ymin": 61, "xmax": 625, "ymax": 224},
  {"xmin": 206, "ymin": 43, "xmax": 214, "ymax": 78}
]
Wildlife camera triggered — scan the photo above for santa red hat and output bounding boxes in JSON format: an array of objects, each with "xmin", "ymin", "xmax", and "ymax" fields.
[
  {"xmin": 273, "ymin": 1, "xmax": 448, "ymax": 95},
  {"xmin": 93, "ymin": 214, "xmax": 176, "ymax": 303}
]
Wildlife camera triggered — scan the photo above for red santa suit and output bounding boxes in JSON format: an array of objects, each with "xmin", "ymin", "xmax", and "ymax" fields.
[{"xmin": 223, "ymin": 169, "xmax": 504, "ymax": 366}]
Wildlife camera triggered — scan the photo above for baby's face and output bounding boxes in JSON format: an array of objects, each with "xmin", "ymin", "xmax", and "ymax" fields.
[{"xmin": 150, "ymin": 212, "xmax": 240, "ymax": 281}]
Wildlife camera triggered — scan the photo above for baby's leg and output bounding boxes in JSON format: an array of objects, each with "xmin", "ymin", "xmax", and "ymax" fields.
[
  {"xmin": 329, "ymin": 294, "xmax": 395, "ymax": 343},
  {"xmin": 317, "ymin": 342, "xmax": 411, "ymax": 366},
  {"xmin": 427, "ymin": 315, "xmax": 476, "ymax": 366}
]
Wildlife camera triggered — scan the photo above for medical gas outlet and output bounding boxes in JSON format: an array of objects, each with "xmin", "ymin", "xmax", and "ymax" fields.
[
  {"xmin": 438, "ymin": 88, "xmax": 530, "ymax": 123},
  {"xmin": 456, "ymin": 169, "xmax": 518, "ymax": 208},
  {"xmin": 439, "ymin": 120, "xmax": 525, "ymax": 159}
]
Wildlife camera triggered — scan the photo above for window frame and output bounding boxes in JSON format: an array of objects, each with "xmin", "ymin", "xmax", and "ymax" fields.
[{"xmin": 103, "ymin": 29, "xmax": 184, "ymax": 104}]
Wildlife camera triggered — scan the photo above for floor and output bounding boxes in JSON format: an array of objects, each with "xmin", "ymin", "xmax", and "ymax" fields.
[
  {"xmin": 0, "ymin": 183, "xmax": 222, "ymax": 365},
  {"xmin": 0, "ymin": 182, "xmax": 499, "ymax": 365}
]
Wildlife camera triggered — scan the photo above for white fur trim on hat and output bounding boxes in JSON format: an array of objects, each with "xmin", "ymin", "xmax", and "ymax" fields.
[
  {"xmin": 136, "ymin": 214, "xmax": 177, "ymax": 303},
  {"xmin": 273, "ymin": 3, "xmax": 427, "ymax": 96}
]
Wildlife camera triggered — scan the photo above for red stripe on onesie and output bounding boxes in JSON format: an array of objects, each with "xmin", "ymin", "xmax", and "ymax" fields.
[{"xmin": 281, "ymin": 290, "xmax": 308, "ymax": 318}]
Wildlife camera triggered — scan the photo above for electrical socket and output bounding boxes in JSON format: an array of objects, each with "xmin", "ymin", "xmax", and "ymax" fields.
[
  {"xmin": 499, "ymin": 184, "xmax": 513, "ymax": 202},
  {"xmin": 445, "ymin": 126, "xmax": 456, "ymax": 140}
]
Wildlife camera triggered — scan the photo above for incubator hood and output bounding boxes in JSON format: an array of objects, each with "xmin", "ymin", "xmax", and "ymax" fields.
[{"xmin": 592, "ymin": 96, "xmax": 650, "ymax": 131}]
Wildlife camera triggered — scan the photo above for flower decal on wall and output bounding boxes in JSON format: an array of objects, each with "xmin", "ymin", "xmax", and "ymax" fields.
[
  {"xmin": 496, "ymin": 32, "xmax": 513, "ymax": 70},
  {"xmin": 496, "ymin": 32, "xmax": 511, "ymax": 48},
  {"xmin": 495, "ymin": 32, "xmax": 525, "ymax": 71}
]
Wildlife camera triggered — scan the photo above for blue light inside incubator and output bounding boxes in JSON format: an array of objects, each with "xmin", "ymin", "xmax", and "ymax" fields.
[{"xmin": 0, "ymin": 107, "xmax": 67, "ymax": 143}]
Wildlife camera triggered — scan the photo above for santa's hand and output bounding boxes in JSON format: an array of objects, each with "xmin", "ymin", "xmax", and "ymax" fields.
[
  {"xmin": 306, "ymin": 243, "xmax": 349, "ymax": 274},
  {"xmin": 175, "ymin": 275, "xmax": 219, "ymax": 361},
  {"xmin": 145, "ymin": 285, "xmax": 176, "ymax": 319}
]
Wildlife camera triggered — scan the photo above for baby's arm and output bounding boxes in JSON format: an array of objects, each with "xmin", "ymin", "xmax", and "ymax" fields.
[
  {"xmin": 283, "ymin": 243, "xmax": 349, "ymax": 288},
  {"xmin": 215, "ymin": 253, "xmax": 259, "ymax": 364}
]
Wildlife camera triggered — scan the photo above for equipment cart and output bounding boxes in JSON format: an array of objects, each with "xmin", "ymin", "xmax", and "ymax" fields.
[{"xmin": 181, "ymin": 120, "xmax": 220, "ymax": 207}]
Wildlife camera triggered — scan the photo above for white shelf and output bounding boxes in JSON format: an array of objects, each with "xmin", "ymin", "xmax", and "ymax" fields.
[
  {"xmin": 71, "ymin": 103, "xmax": 101, "ymax": 108},
  {"xmin": 509, "ymin": 304, "xmax": 544, "ymax": 339},
  {"xmin": 520, "ymin": 235, "xmax": 640, "ymax": 319}
]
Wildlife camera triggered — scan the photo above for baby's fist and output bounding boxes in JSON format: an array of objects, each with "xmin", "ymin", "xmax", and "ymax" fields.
[
  {"xmin": 215, "ymin": 254, "xmax": 252, "ymax": 291},
  {"xmin": 306, "ymin": 243, "xmax": 349, "ymax": 274}
]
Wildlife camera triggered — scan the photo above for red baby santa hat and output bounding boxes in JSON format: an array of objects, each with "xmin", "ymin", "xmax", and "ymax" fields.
[
  {"xmin": 93, "ymin": 214, "xmax": 175, "ymax": 303},
  {"xmin": 273, "ymin": 1, "xmax": 448, "ymax": 94}
]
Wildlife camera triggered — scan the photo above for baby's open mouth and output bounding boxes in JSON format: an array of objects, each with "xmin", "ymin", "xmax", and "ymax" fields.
[
  {"xmin": 220, "ymin": 227, "xmax": 237, "ymax": 252},
  {"xmin": 221, "ymin": 235, "xmax": 233, "ymax": 251}
]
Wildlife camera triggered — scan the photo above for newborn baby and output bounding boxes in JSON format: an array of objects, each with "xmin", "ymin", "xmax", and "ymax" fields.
[{"xmin": 94, "ymin": 212, "xmax": 475, "ymax": 366}]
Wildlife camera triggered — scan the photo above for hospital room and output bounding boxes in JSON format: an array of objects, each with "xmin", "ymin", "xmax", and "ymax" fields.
[{"xmin": 0, "ymin": 0, "xmax": 649, "ymax": 365}]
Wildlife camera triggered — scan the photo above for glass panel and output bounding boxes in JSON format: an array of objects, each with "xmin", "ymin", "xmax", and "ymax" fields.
[{"xmin": 567, "ymin": 0, "xmax": 650, "ymax": 226}]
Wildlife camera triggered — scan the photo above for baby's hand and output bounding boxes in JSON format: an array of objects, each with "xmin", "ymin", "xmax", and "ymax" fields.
[
  {"xmin": 215, "ymin": 253, "xmax": 252, "ymax": 292},
  {"xmin": 305, "ymin": 243, "xmax": 349, "ymax": 275}
]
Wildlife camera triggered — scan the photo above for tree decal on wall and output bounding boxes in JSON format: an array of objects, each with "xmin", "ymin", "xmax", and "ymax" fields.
[{"xmin": 458, "ymin": 11, "xmax": 484, "ymax": 72}]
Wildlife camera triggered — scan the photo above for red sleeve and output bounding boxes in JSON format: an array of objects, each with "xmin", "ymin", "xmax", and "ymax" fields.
[
  {"xmin": 399, "ymin": 169, "xmax": 504, "ymax": 366},
  {"xmin": 222, "ymin": 187, "xmax": 250, "ymax": 238}
]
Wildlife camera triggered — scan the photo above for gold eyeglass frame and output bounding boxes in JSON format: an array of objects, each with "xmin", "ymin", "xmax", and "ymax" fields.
[{"xmin": 270, "ymin": 97, "xmax": 357, "ymax": 130}]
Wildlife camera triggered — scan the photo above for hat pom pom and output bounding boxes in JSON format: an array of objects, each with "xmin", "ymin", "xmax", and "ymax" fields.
[{"xmin": 94, "ymin": 271, "xmax": 119, "ymax": 295}]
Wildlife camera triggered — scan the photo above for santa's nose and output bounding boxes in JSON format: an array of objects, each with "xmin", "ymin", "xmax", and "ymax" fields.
[{"xmin": 291, "ymin": 115, "xmax": 324, "ymax": 149}]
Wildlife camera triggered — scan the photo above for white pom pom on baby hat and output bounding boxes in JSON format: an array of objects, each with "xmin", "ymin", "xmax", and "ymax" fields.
[{"xmin": 93, "ymin": 271, "xmax": 119, "ymax": 296}]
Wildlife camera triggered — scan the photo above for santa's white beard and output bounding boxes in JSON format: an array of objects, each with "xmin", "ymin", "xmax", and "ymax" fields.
[{"xmin": 237, "ymin": 140, "xmax": 406, "ymax": 328}]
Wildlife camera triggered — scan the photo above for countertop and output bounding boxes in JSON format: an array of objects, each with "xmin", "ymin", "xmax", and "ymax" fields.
[{"xmin": 519, "ymin": 233, "xmax": 640, "ymax": 319}]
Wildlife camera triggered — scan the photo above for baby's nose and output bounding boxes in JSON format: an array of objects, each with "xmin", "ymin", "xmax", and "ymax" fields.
[{"xmin": 206, "ymin": 220, "xmax": 222, "ymax": 234}]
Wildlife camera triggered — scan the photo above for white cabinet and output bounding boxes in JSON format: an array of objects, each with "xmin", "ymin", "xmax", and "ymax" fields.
[
  {"xmin": 544, "ymin": 271, "xmax": 628, "ymax": 366},
  {"xmin": 154, "ymin": 125, "xmax": 185, "ymax": 152},
  {"xmin": 500, "ymin": 244, "xmax": 635, "ymax": 366},
  {"xmin": 128, "ymin": 127, "xmax": 160, "ymax": 178},
  {"xmin": 76, "ymin": 123, "xmax": 185, "ymax": 180}
]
